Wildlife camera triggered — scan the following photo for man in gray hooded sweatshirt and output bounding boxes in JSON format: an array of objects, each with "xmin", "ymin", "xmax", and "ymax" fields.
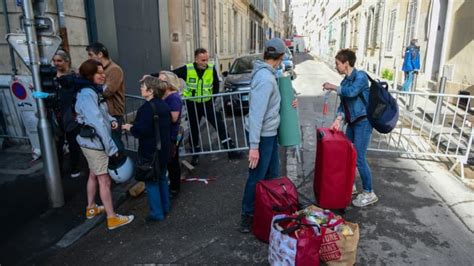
[{"xmin": 240, "ymin": 38, "xmax": 287, "ymax": 233}]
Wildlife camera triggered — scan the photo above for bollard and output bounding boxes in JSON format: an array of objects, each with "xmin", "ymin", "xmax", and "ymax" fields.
[
  {"xmin": 434, "ymin": 76, "xmax": 447, "ymax": 125},
  {"xmin": 407, "ymin": 72, "xmax": 418, "ymax": 111},
  {"xmin": 393, "ymin": 58, "xmax": 398, "ymax": 90}
]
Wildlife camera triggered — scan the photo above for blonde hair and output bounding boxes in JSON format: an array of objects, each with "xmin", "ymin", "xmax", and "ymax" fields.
[
  {"xmin": 159, "ymin": 71, "xmax": 185, "ymax": 92},
  {"xmin": 140, "ymin": 76, "xmax": 162, "ymax": 98}
]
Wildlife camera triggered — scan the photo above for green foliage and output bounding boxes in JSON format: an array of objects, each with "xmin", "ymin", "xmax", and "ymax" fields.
[{"xmin": 381, "ymin": 68, "xmax": 394, "ymax": 81}]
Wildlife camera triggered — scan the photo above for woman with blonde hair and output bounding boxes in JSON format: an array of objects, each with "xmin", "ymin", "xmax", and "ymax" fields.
[
  {"xmin": 155, "ymin": 71, "xmax": 184, "ymax": 197},
  {"xmin": 122, "ymin": 76, "xmax": 171, "ymax": 221}
]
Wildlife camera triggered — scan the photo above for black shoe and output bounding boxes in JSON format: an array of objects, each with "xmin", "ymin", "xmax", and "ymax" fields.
[
  {"xmin": 239, "ymin": 215, "xmax": 253, "ymax": 233},
  {"xmin": 145, "ymin": 215, "xmax": 164, "ymax": 223},
  {"xmin": 170, "ymin": 189, "xmax": 179, "ymax": 199},
  {"xmin": 190, "ymin": 155, "xmax": 199, "ymax": 166}
]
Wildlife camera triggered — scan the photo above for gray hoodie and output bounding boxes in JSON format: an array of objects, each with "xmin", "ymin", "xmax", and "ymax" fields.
[
  {"xmin": 245, "ymin": 60, "xmax": 281, "ymax": 149},
  {"xmin": 75, "ymin": 88, "xmax": 118, "ymax": 156}
]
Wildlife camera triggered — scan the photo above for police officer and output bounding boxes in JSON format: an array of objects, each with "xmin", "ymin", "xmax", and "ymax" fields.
[{"xmin": 173, "ymin": 48, "xmax": 241, "ymax": 165}]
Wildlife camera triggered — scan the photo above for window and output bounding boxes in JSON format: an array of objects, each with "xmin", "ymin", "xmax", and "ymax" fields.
[
  {"xmin": 372, "ymin": 3, "xmax": 382, "ymax": 48},
  {"xmin": 228, "ymin": 8, "xmax": 232, "ymax": 54},
  {"xmin": 405, "ymin": 0, "xmax": 417, "ymax": 46},
  {"xmin": 386, "ymin": 9, "xmax": 397, "ymax": 52},
  {"xmin": 365, "ymin": 8, "xmax": 374, "ymax": 51},
  {"xmin": 241, "ymin": 16, "xmax": 244, "ymax": 54},
  {"xmin": 219, "ymin": 3, "xmax": 223, "ymax": 53},
  {"xmin": 250, "ymin": 21, "xmax": 255, "ymax": 52},
  {"xmin": 350, "ymin": 14, "xmax": 359, "ymax": 49},
  {"xmin": 340, "ymin": 21, "xmax": 347, "ymax": 49}
]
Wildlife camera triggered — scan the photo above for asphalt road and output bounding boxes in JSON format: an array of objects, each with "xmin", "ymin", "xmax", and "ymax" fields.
[{"xmin": 28, "ymin": 52, "xmax": 474, "ymax": 265}]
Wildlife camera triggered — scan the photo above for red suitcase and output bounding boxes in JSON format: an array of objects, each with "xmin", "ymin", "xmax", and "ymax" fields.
[
  {"xmin": 314, "ymin": 128, "xmax": 356, "ymax": 209},
  {"xmin": 252, "ymin": 176, "xmax": 299, "ymax": 243}
]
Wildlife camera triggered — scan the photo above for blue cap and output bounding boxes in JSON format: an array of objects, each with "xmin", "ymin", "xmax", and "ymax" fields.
[{"xmin": 264, "ymin": 38, "xmax": 286, "ymax": 55}]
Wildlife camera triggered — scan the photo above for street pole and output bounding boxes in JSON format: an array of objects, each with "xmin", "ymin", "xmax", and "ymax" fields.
[
  {"xmin": 22, "ymin": 0, "xmax": 64, "ymax": 208},
  {"xmin": 434, "ymin": 76, "xmax": 447, "ymax": 125}
]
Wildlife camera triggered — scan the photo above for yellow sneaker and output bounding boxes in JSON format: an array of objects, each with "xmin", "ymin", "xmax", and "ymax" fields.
[
  {"xmin": 107, "ymin": 214, "xmax": 134, "ymax": 230},
  {"xmin": 86, "ymin": 204, "xmax": 105, "ymax": 219}
]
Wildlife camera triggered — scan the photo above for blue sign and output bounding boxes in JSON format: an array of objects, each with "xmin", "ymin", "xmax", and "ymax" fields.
[{"xmin": 11, "ymin": 82, "xmax": 27, "ymax": 100}]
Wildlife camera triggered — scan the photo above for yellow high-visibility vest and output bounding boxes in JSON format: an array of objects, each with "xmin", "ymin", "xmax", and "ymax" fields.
[{"xmin": 183, "ymin": 63, "xmax": 214, "ymax": 102}]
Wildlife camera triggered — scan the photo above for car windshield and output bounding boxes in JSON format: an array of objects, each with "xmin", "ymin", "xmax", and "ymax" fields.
[{"xmin": 229, "ymin": 55, "xmax": 262, "ymax": 74}]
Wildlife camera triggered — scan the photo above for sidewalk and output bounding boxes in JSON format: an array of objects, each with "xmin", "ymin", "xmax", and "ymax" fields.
[{"xmin": 0, "ymin": 147, "xmax": 132, "ymax": 265}]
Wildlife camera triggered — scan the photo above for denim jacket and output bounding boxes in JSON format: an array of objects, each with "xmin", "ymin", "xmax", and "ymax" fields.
[
  {"xmin": 336, "ymin": 69, "xmax": 369, "ymax": 124},
  {"xmin": 402, "ymin": 45, "xmax": 421, "ymax": 72}
]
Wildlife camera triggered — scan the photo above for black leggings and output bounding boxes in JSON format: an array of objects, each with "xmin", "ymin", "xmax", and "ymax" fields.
[
  {"xmin": 56, "ymin": 129, "xmax": 82, "ymax": 173},
  {"xmin": 185, "ymin": 100, "xmax": 230, "ymax": 150},
  {"xmin": 168, "ymin": 144, "xmax": 181, "ymax": 192}
]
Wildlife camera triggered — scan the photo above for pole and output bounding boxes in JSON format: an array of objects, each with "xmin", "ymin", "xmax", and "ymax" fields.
[
  {"xmin": 377, "ymin": 0, "xmax": 387, "ymax": 76},
  {"xmin": 22, "ymin": 0, "xmax": 64, "ymax": 208},
  {"xmin": 434, "ymin": 76, "xmax": 447, "ymax": 125},
  {"xmin": 2, "ymin": 0, "xmax": 18, "ymax": 75},
  {"xmin": 55, "ymin": 0, "xmax": 70, "ymax": 52},
  {"xmin": 393, "ymin": 57, "xmax": 398, "ymax": 90}
]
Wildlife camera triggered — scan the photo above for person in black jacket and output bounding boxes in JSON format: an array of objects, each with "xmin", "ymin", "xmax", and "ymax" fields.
[
  {"xmin": 171, "ymin": 48, "xmax": 242, "ymax": 166},
  {"xmin": 122, "ymin": 76, "xmax": 171, "ymax": 221},
  {"xmin": 52, "ymin": 49, "xmax": 83, "ymax": 178}
]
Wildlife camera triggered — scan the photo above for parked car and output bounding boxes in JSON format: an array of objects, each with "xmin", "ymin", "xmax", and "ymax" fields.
[
  {"xmin": 222, "ymin": 52, "xmax": 295, "ymax": 115},
  {"xmin": 222, "ymin": 54, "xmax": 262, "ymax": 115}
]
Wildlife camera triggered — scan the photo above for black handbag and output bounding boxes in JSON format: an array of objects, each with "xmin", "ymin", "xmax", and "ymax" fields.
[{"xmin": 134, "ymin": 102, "xmax": 162, "ymax": 182}]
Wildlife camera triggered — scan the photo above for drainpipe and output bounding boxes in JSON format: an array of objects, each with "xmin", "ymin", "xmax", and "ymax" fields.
[
  {"xmin": 437, "ymin": 0, "xmax": 453, "ymax": 82},
  {"xmin": 2, "ymin": 0, "xmax": 18, "ymax": 75},
  {"xmin": 377, "ymin": 0, "xmax": 387, "ymax": 76},
  {"xmin": 55, "ymin": 0, "xmax": 70, "ymax": 52}
]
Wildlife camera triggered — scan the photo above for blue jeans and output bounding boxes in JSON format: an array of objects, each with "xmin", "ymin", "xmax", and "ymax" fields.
[
  {"xmin": 145, "ymin": 171, "xmax": 170, "ymax": 220},
  {"xmin": 345, "ymin": 119, "xmax": 373, "ymax": 192},
  {"xmin": 402, "ymin": 71, "xmax": 414, "ymax": 92},
  {"xmin": 242, "ymin": 134, "xmax": 279, "ymax": 215}
]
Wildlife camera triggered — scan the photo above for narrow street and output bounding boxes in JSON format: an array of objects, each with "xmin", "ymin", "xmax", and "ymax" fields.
[
  {"xmin": 292, "ymin": 52, "xmax": 474, "ymax": 265},
  {"xmin": 37, "ymin": 53, "xmax": 474, "ymax": 265}
]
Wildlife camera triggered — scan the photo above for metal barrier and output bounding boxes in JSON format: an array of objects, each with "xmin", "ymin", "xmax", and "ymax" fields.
[
  {"xmin": 368, "ymin": 89, "xmax": 474, "ymax": 179},
  {"xmin": 124, "ymin": 88, "xmax": 474, "ymax": 178},
  {"xmin": 0, "ymin": 86, "xmax": 29, "ymax": 140},
  {"xmin": 123, "ymin": 91, "xmax": 250, "ymax": 156}
]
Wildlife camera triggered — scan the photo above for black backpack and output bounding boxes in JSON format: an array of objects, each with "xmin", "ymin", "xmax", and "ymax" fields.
[
  {"xmin": 56, "ymin": 73, "xmax": 81, "ymax": 132},
  {"xmin": 359, "ymin": 73, "xmax": 399, "ymax": 134}
]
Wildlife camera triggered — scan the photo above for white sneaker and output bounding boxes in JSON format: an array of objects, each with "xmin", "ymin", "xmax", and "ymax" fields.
[{"xmin": 352, "ymin": 192, "xmax": 378, "ymax": 207}]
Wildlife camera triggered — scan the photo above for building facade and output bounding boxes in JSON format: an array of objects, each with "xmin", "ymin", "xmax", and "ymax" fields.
[
  {"xmin": 0, "ymin": 0, "xmax": 289, "ymax": 140},
  {"xmin": 298, "ymin": 0, "xmax": 474, "ymax": 94}
]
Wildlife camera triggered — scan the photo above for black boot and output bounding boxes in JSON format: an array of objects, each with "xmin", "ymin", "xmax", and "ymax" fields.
[
  {"xmin": 223, "ymin": 139, "xmax": 243, "ymax": 159},
  {"xmin": 190, "ymin": 146, "xmax": 200, "ymax": 166},
  {"xmin": 239, "ymin": 214, "xmax": 253, "ymax": 233}
]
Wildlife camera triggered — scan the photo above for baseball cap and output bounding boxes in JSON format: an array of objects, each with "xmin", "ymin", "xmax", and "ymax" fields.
[{"xmin": 264, "ymin": 38, "xmax": 286, "ymax": 55}]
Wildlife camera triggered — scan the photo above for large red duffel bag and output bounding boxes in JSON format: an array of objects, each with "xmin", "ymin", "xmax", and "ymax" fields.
[
  {"xmin": 252, "ymin": 176, "xmax": 299, "ymax": 243},
  {"xmin": 314, "ymin": 128, "xmax": 356, "ymax": 209}
]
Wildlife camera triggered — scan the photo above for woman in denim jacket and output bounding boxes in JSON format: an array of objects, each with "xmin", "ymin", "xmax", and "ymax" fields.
[{"xmin": 322, "ymin": 49, "xmax": 378, "ymax": 207}]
